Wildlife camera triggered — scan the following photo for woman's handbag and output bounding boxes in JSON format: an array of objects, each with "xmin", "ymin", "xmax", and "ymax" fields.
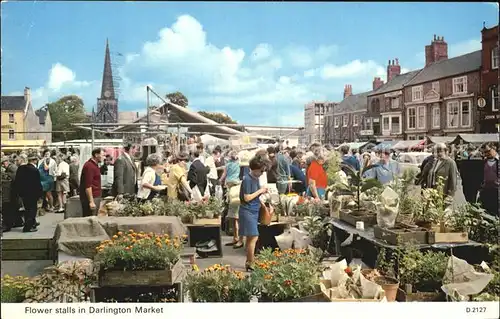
[{"xmin": 259, "ymin": 202, "xmax": 274, "ymax": 226}]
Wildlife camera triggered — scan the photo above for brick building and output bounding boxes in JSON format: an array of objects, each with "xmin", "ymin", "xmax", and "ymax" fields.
[
  {"xmin": 479, "ymin": 24, "xmax": 499, "ymax": 133},
  {"xmin": 324, "ymin": 85, "xmax": 371, "ymax": 144},
  {"xmin": 403, "ymin": 36, "xmax": 481, "ymax": 139},
  {"xmin": 365, "ymin": 58, "xmax": 421, "ymax": 140}
]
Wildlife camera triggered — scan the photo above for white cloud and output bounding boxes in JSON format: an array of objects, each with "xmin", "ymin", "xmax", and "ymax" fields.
[
  {"xmin": 286, "ymin": 45, "xmax": 338, "ymax": 68},
  {"xmin": 448, "ymin": 38, "xmax": 481, "ymax": 57},
  {"xmin": 47, "ymin": 63, "xmax": 91, "ymax": 92},
  {"xmin": 250, "ymin": 43, "xmax": 272, "ymax": 61}
]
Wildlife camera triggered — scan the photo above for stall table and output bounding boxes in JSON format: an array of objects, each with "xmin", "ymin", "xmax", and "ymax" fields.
[
  {"xmin": 328, "ymin": 218, "xmax": 488, "ymax": 268},
  {"xmin": 185, "ymin": 218, "xmax": 223, "ymax": 258}
]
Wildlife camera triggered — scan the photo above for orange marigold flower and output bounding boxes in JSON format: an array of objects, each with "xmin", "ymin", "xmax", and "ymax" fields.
[
  {"xmin": 117, "ymin": 231, "xmax": 123, "ymax": 236},
  {"xmin": 264, "ymin": 274, "xmax": 273, "ymax": 280},
  {"xmin": 112, "ymin": 235, "xmax": 118, "ymax": 239}
]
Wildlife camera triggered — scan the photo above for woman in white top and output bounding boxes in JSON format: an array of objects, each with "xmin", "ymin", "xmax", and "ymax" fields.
[{"xmin": 137, "ymin": 154, "xmax": 165, "ymax": 202}]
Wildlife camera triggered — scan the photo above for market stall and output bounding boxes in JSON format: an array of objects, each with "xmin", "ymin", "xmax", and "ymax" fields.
[
  {"xmin": 372, "ymin": 140, "xmax": 400, "ymax": 151},
  {"xmin": 393, "ymin": 140, "xmax": 424, "ymax": 151},
  {"xmin": 451, "ymin": 133, "xmax": 499, "ymax": 145}
]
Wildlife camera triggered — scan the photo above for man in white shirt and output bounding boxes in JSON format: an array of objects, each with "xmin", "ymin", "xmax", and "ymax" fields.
[
  {"xmin": 205, "ymin": 148, "xmax": 222, "ymax": 196},
  {"xmin": 56, "ymin": 154, "xmax": 70, "ymax": 213}
]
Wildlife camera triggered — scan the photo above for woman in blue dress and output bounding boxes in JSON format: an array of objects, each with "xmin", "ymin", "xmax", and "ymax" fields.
[{"xmin": 238, "ymin": 155, "xmax": 269, "ymax": 271}]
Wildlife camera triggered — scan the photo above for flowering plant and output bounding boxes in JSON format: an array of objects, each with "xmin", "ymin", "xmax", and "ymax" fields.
[
  {"xmin": 185, "ymin": 264, "xmax": 254, "ymax": 302},
  {"xmin": 1, "ymin": 275, "xmax": 32, "ymax": 302},
  {"xmin": 94, "ymin": 230, "xmax": 185, "ymax": 271},
  {"xmin": 250, "ymin": 248, "xmax": 322, "ymax": 302}
]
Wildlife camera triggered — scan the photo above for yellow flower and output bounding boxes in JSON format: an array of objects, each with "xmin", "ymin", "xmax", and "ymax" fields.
[
  {"xmin": 112, "ymin": 235, "xmax": 118, "ymax": 239},
  {"xmin": 128, "ymin": 229, "xmax": 134, "ymax": 233},
  {"xmin": 117, "ymin": 231, "xmax": 123, "ymax": 236},
  {"xmin": 192, "ymin": 264, "xmax": 200, "ymax": 272}
]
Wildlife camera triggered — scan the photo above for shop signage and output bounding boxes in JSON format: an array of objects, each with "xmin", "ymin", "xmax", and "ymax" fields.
[
  {"xmin": 360, "ymin": 130, "xmax": 374, "ymax": 136},
  {"xmin": 478, "ymin": 97, "xmax": 486, "ymax": 108}
]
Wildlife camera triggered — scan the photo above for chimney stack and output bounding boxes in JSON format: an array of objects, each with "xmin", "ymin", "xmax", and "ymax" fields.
[
  {"xmin": 343, "ymin": 84, "xmax": 352, "ymax": 99},
  {"xmin": 425, "ymin": 35, "xmax": 448, "ymax": 66},
  {"xmin": 372, "ymin": 77, "xmax": 384, "ymax": 91},
  {"xmin": 387, "ymin": 58, "xmax": 402, "ymax": 82},
  {"xmin": 24, "ymin": 87, "xmax": 31, "ymax": 105}
]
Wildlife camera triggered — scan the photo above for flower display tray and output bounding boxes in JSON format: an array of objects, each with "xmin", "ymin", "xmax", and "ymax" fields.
[
  {"xmin": 90, "ymin": 282, "xmax": 183, "ymax": 302},
  {"xmin": 373, "ymin": 225, "xmax": 429, "ymax": 245},
  {"xmin": 339, "ymin": 209, "xmax": 377, "ymax": 227},
  {"xmin": 427, "ymin": 228, "xmax": 469, "ymax": 244},
  {"xmin": 98, "ymin": 259, "xmax": 184, "ymax": 287}
]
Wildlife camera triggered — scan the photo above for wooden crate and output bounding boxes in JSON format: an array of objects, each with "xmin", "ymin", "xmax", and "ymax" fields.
[
  {"xmin": 428, "ymin": 231, "xmax": 469, "ymax": 244},
  {"xmin": 91, "ymin": 282, "xmax": 183, "ymax": 302},
  {"xmin": 186, "ymin": 224, "xmax": 223, "ymax": 258},
  {"xmin": 339, "ymin": 210, "xmax": 377, "ymax": 227},
  {"xmin": 98, "ymin": 259, "xmax": 184, "ymax": 287},
  {"xmin": 373, "ymin": 225, "xmax": 429, "ymax": 245}
]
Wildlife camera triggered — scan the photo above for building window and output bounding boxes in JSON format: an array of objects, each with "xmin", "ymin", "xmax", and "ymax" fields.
[
  {"xmin": 8, "ymin": 129, "xmax": 15, "ymax": 140},
  {"xmin": 447, "ymin": 101, "xmax": 460, "ymax": 128},
  {"xmin": 492, "ymin": 46, "xmax": 499, "ymax": 70},
  {"xmin": 412, "ymin": 86, "xmax": 423, "ymax": 101},
  {"xmin": 432, "ymin": 106, "xmax": 440, "ymax": 128},
  {"xmin": 334, "ymin": 117, "xmax": 339, "ymax": 128},
  {"xmin": 391, "ymin": 97, "xmax": 400, "ymax": 109},
  {"xmin": 408, "ymin": 135, "xmax": 416, "ymax": 140},
  {"xmin": 432, "ymin": 81, "xmax": 440, "ymax": 93},
  {"xmin": 492, "ymin": 86, "xmax": 499, "ymax": 112},
  {"xmin": 417, "ymin": 105, "xmax": 426, "ymax": 129},
  {"xmin": 383, "ymin": 117, "xmax": 390, "ymax": 131},
  {"xmin": 353, "ymin": 114, "xmax": 359, "ymax": 126},
  {"xmin": 364, "ymin": 118, "xmax": 372, "ymax": 130},
  {"xmin": 342, "ymin": 115, "xmax": 348, "ymax": 127},
  {"xmin": 391, "ymin": 116, "xmax": 400, "ymax": 134},
  {"xmin": 460, "ymin": 100, "xmax": 471, "ymax": 127},
  {"xmin": 8, "ymin": 113, "xmax": 14, "ymax": 123},
  {"xmin": 452, "ymin": 76, "xmax": 467, "ymax": 94},
  {"xmin": 407, "ymin": 107, "xmax": 416, "ymax": 129}
]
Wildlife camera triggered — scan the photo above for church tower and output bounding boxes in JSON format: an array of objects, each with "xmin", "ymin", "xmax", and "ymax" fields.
[{"xmin": 95, "ymin": 39, "xmax": 118, "ymax": 123}]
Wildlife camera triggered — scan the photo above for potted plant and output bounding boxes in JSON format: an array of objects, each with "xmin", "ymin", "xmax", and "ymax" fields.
[
  {"xmin": 337, "ymin": 163, "xmax": 382, "ymax": 215},
  {"xmin": 204, "ymin": 197, "xmax": 223, "ymax": 219},
  {"xmin": 251, "ymin": 248, "xmax": 325, "ymax": 302},
  {"xmin": 94, "ymin": 230, "xmax": 185, "ymax": 287},
  {"xmin": 185, "ymin": 264, "xmax": 255, "ymax": 302}
]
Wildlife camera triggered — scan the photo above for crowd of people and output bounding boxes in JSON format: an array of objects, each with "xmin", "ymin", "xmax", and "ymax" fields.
[{"xmin": 1, "ymin": 139, "xmax": 498, "ymax": 271}]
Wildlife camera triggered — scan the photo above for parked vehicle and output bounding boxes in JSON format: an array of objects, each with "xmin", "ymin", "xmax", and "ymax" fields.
[{"xmin": 396, "ymin": 152, "xmax": 432, "ymax": 173}]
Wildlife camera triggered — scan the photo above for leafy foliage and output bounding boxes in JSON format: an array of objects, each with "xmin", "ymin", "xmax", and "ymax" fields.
[
  {"xmin": 185, "ymin": 264, "xmax": 254, "ymax": 302},
  {"xmin": 337, "ymin": 163, "xmax": 382, "ymax": 211},
  {"xmin": 250, "ymin": 248, "xmax": 322, "ymax": 301},
  {"xmin": 25, "ymin": 260, "xmax": 96, "ymax": 302},
  {"xmin": 166, "ymin": 91, "xmax": 188, "ymax": 107},
  {"xmin": 1, "ymin": 275, "xmax": 32, "ymax": 302},
  {"xmin": 94, "ymin": 230, "xmax": 185, "ymax": 271},
  {"xmin": 451, "ymin": 203, "xmax": 499, "ymax": 244},
  {"xmin": 45, "ymin": 95, "xmax": 90, "ymax": 142}
]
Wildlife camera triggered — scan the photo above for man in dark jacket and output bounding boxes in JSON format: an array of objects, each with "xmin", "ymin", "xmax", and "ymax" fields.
[
  {"xmin": 14, "ymin": 153, "xmax": 43, "ymax": 232},
  {"xmin": 188, "ymin": 151, "xmax": 210, "ymax": 197}
]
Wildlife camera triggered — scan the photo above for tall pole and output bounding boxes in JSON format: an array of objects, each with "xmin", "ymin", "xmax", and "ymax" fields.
[
  {"xmin": 91, "ymin": 124, "xmax": 95, "ymax": 150},
  {"xmin": 318, "ymin": 108, "xmax": 322, "ymax": 146},
  {"xmin": 146, "ymin": 86, "xmax": 150, "ymax": 128}
]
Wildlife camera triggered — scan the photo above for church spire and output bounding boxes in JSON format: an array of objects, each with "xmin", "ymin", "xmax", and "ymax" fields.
[{"xmin": 100, "ymin": 38, "xmax": 116, "ymax": 100}]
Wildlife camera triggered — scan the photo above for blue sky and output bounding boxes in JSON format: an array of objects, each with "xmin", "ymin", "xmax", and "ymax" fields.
[{"xmin": 2, "ymin": 1, "xmax": 498, "ymax": 126}]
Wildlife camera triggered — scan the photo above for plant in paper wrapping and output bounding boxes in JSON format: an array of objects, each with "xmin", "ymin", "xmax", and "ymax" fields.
[
  {"xmin": 321, "ymin": 260, "xmax": 385, "ymax": 300},
  {"xmin": 441, "ymin": 256, "xmax": 496, "ymax": 301},
  {"xmin": 375, "ymin": 187, "xmax": 400, "ymax": 228},
  {"xmin": 250, "ymin": 248, "xmax": 322, "ymax": 302},
  {"xmin": 94, "ymin": 230, "xmax": 185, "ymax": 271},
  {"xmin": 185, "ymin": 264, "xmax": 254, "ymax": 302},
  {"xmin": 301, "ymin": 216, "xmax": 324, "ymax": 248}
]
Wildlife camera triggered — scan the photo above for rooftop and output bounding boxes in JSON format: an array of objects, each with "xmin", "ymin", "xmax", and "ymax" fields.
[
  {"xmin": 405, "ymin": 50, "xmax": 481, "ymax": 86},
  {"xmin": 334, "ymin": 90, "xmax": 372, "ymax": 114},
  {"xmin": 1, "ymin": 96, "xmax": 26, "ymax": 111},
  {"xmin": 368, "ymin": 69, "xmax": 421, "ymax": 96}
]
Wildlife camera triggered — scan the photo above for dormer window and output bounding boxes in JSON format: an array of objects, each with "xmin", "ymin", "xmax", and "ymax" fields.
[
  {"xmin": 412, "ymin": 86, "xmax": 423, "ymax": 101},
  {"xmin": 452, "ymin": 76, "xmax": 467, "ymax": 94}
]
